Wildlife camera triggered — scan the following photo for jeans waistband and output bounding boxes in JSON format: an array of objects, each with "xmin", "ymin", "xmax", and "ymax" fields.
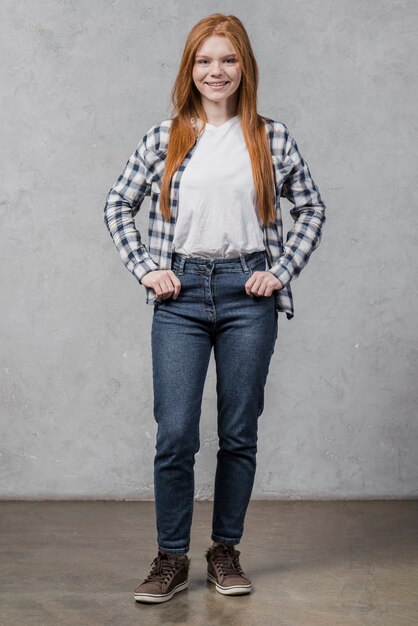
[{"xmin": 172, "ymin": 250, "xmax": 267, "ymax": 274}]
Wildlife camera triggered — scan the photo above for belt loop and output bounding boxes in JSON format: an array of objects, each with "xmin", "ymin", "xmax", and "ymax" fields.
[
  {"xmin": 178, "ymin": 255, "xmax": 186, "ymax": 275},
  {"xmin": 240, "ymin": 254, "xmax": 249, "ymax": 273}
]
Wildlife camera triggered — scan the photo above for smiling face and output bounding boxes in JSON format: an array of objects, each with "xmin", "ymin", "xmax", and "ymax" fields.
[{"xmin": 192, "ymin": 35, "xmax": 242, "ymax": 117}]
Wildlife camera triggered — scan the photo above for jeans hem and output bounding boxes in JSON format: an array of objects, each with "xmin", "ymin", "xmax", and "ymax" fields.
[
  {"xmin": 158, "ymin": 545, "xmax": 189, "ymax": 555},
  {"xmin": 211, "ymin": 534, "xmax": 241, "ymax": 545}
]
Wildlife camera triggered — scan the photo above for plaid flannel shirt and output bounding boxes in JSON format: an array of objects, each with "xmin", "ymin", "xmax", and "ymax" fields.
[{"xmin": 103, "ymin": 116, "xmax": 326, "ymax": 320}]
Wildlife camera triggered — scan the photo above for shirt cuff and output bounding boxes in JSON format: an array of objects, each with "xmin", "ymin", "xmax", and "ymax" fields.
[
  {"xmin": 132, "ymin": 257, "xmax": 160, "ymax": 284},
  {"xmin": 267, "ymin": 263, "xmax": 293, "ymax": 289}
]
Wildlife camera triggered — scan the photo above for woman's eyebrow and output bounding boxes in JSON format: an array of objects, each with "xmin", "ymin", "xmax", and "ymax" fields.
[{"xmin": 195, "ymin": 53, "xmax": 237, "ymax": 59}]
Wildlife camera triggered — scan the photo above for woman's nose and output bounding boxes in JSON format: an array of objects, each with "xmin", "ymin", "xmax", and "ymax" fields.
[{"xmin": 210, "ymin": 62, "xmax": 223, "ymax": 75}]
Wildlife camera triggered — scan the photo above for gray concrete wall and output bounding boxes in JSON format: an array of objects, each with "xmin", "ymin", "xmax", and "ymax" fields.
[{"xmin": 1, "ymin": 0, "xmax": 417, "ymax": 499}]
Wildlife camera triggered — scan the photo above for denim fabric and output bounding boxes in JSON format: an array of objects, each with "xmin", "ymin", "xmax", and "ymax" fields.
[{"xmin": 151, "ymin": 249, "xmax": 279, "ymax": 555}]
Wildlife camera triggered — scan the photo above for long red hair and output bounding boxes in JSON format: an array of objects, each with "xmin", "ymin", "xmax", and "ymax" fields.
[{"xmin": 160, "ymin": 13, "xmax": 276, "ymax": 226}]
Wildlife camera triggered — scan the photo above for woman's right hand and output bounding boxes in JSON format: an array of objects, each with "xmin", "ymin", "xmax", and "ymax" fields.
[{"xmin": 140, "ymin": 269, "xmax": 182, "ymax": 300}]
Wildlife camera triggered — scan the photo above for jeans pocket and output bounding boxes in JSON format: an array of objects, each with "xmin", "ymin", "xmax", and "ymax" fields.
[
  {"xmin": 249, "ymin": 258, "xmax": 267, "ymax": 275},
  {"xmin": 246, "ymin": 258, "xmax": 270, "ymax": 299},
  {"xmin": 154, "ymin": 267, "xmax": 183, "ymax": 305},
  {"xmin": 245, "ymin": 267, "xmax": 259, "ymax": 299}
]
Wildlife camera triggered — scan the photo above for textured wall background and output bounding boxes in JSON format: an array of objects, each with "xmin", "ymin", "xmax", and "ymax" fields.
[{"xmin": 1, "ymin": 0, "xmax": 417, "ymax": 499}]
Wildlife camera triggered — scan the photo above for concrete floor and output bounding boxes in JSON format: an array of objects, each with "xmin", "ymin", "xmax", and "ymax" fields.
[{"xmin": 0, "ymin": 501, "xmax": 417, "ymax": 625}]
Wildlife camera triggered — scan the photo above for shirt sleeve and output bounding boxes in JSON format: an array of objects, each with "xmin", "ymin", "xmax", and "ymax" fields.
[
  {"xmin": 103, "ymin": 131, "xmax": 159, "ymax": 284},
  {"xmin": 267, "ymin": 125, "xmax": 326, "ymax": 288}
]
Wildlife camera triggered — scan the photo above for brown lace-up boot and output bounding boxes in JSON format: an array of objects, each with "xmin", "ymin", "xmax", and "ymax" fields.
[
  {"xmin": 134, "ymin": 549, "xmax": 190, "ymax": 603},
  {"xmin": 205, "ymin": 542, "xmax": 252, "ymax": 595}
]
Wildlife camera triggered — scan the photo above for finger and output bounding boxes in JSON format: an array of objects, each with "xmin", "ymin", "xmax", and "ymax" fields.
[
  {"xmin": 165, "ymin": 270, "xmax": 181, "ymax": 297},
  {"xmin": 155, "ymin": 276, "xmax": 173, "ymax": 299},
  {"xmin": 172, "ymin": 276, "xmax": 182, "ymax": 298},
  {"xmin": 244, "ymin": 276, "xmax": 255, "ymax": 297},
  {"xmin": 158, "ymin": 273, "xmax": 182, "ymax": 300},
  {"xmin": 262, "ymin": 277, "xmax": 280, "ymax": 297},
  {"xmin": 248, "ymin": 275, "xmax": 260, "ymax": 296},
  {"xmin": 258, "ymin": 278, "xmax": 271, "ymax": 297}
]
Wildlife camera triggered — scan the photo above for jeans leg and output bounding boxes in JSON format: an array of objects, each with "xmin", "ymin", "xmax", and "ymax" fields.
[
  {"xmin": 211, "ymin": 284, "xmax": 278, "ymax": 544},
  {"xmin": 151, "ymin": 303, "xmax": 212, "ymax": 555}
]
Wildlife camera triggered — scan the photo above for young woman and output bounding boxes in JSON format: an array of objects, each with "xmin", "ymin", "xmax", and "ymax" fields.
[{"xmin": 103, "ymin": 13, "xmax": 326, "ymax": 604}]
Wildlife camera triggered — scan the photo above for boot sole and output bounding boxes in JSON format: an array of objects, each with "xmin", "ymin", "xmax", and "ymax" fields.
[
  {"xmin": 134, "ymin": 579, "xmax": 188, "ymax": 603},
  {"xmin": 207, "ymin": 571, "xmax": 251, "ymax": 595}
]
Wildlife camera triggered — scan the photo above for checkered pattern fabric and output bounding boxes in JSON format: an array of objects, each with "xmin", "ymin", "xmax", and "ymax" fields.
[{"xmin": 103, "ymin": 116, "xmax": 326, "ymax": 320}]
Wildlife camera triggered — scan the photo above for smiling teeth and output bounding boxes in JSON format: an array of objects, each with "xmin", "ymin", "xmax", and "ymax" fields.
[{"xmin": 207, "ymin": 82, "xmax": 227, "ymax": 85}]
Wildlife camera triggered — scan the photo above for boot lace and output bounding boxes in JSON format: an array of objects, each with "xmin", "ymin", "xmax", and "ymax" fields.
[
  {"xmin": 144, "ymin": 552, "xmax": 183, "ymax": 584},
  {"xmin": 210, "ymin": 544, "xmax": 245, "ymax": 577}
]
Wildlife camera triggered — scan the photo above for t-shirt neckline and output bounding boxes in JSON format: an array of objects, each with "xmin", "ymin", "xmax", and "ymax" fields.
[{"xmin": 204, "ymin": 115, "xmax": 239, "ymax": 132}]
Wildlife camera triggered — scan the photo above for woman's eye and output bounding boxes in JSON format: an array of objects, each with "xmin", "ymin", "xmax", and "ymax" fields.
[{"xmin": 197, "ymin": 59, "xmax": 236, "ymax": 64}]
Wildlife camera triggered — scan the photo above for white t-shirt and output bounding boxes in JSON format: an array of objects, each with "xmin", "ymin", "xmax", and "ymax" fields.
[{"xmin": 172, "ymin": 115, "xmax": 266, "ymax": 258}]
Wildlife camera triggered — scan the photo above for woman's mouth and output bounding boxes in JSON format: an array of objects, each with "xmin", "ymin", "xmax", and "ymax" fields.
[{"xmin": 205, "ymin": 81, "xmax": 230, "ymax": 90}]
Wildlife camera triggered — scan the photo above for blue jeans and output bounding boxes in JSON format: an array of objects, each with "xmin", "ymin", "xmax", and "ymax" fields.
[{"xmin": 151, "ymin": 250, "xmax": 279, "ymax": 555}]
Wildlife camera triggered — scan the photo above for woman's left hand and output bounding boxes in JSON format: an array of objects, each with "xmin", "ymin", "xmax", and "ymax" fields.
[{"xmin": 244, "ymin": 271, "xmax": 283, "ymax": 298}]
